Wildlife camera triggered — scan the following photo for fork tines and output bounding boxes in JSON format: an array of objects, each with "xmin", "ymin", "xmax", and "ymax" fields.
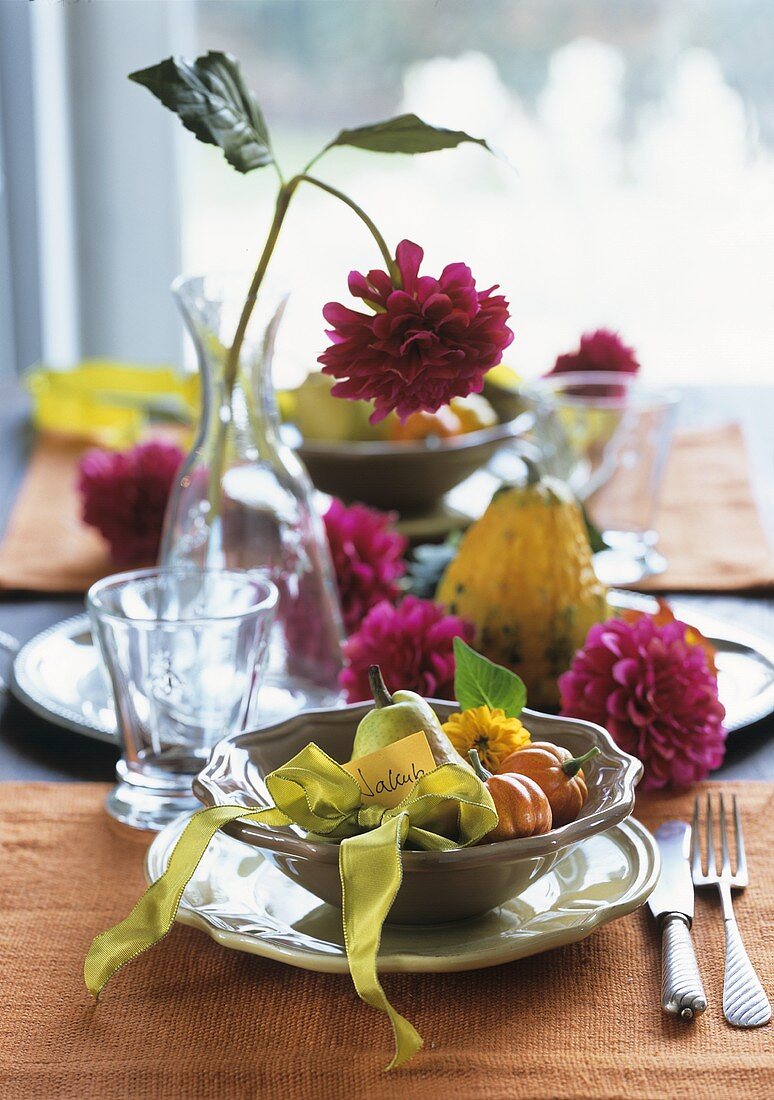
[{"xmin": 692, "ymin": 793, "xmax": 748, "ymax": 887}]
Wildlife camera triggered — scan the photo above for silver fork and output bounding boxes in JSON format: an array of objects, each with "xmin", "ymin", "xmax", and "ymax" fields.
[{"xmin": 692, "ymin": 793, "xmax": 771, "ymax": 1028}]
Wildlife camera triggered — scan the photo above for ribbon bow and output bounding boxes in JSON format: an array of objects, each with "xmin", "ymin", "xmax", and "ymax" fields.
[{"xmin": 84, "ymin": 744, "xmax": 497, "ymax": 1069}]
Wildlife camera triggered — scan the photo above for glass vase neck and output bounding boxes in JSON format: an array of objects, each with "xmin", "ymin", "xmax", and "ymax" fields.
[{"xmin": 172, "ymin": 273, "xmax": 288, "ymax": 449}]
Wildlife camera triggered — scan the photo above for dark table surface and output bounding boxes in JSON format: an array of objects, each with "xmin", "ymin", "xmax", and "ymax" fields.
[{"xmin": 0, "ymin": 384, "xmax": 772, "ymax": 784}]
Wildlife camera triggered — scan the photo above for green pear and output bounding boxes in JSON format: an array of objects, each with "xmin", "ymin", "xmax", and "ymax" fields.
[
  {"xmin": 293, "ymin": 373, "xmax": 354, "ymax": 443},
  {"xmin": 351, "ymin": 666, "xmax": 472, "ymax": 771},
  {"xmin": 292, "ymin": 373, "xmax": 385, "ymax": 444}
]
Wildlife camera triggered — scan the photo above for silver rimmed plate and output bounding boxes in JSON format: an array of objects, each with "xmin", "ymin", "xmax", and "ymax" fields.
[
  {"xmin": 607, "ymin": 591, "xmax": 774, "ymax": 729},
  {"xmin": 11, "ymin": 597, "xmax": 774, "ymax": 743},
  {"xmin": 11, "ymin": 614, "xmax": 117, "ymax": 742},
  {"xmin": 144, "ymin": 812, "xmax": 659, "ymax": 973}
]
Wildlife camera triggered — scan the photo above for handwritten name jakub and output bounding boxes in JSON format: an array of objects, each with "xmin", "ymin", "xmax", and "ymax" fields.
[
  {"xmin": 341, "ymin": 731, "xmax": 438, "ymax": 809},
  {"xmin": 353, "ymin": 761, "xmax": 427, "ymax": 800}
]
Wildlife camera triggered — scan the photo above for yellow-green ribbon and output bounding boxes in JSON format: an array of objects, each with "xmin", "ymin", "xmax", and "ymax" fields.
[{"xmin": 85, "ymin": 743, "xmax": 497, "ymax": 1070}]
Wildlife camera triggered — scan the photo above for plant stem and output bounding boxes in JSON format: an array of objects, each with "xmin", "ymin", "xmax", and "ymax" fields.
[
  {"xmin": 301, "ymin": 146, "xmax": 327, "ymax": 176},
  {"xmin": 522, "ymin": 454, "xmax": 543, "ymax": 486},
  {"xmin": 205, "ymin": 179, "xmax": 299, "ymax": 534},
  {"xmin": 205, "ymin": 169, "xmax": 396, "ymax": 543},
  {"xmin": 222, "ymin": 171, "xmax": 396, "ymax": 396},
  {"xmin": 297, "ymin": 174, "xmax": 398, "ymax": 282},
  {"xmin": 468, "ymin": 749, "xmax": 492, "ymax": 782},
  {"xmin": 369, "ymin": 665, "xmax": 394, "ymax": 708},
  {"xmin": 224, "ymin": 181, "xmax": 297, "ymax": 395},
  {"xmin": 561, "ymin": 746, "xmax": 600, "ymax": 778}
]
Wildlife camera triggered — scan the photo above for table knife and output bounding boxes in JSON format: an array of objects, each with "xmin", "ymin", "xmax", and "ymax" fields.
[{"xmin": 647, "ymin": 820, "xmax": 707, "ymax": 1020}]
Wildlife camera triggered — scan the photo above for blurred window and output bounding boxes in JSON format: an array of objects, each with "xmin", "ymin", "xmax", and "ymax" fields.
[
  {"xmin": 0, "ymin": 0, "xmax": 185, "ymax": 376},
  {"xmin": 185, "ymin": 0, "xmax": 774, "ymax": 386}
]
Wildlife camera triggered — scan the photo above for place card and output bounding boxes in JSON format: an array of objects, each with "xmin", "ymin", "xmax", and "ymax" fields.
[{"xmin": 342, "ymin": 731, "xmax": 437, "ymax": 808}]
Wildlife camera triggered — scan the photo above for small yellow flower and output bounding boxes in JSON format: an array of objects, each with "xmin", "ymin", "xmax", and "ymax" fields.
[{"xmin": 443, "ymin": 706, "xmax": 531, "ymax": 773}]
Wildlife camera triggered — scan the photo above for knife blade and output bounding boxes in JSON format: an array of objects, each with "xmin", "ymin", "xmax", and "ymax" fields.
[{"xmin": 647, "ymin": 820, "xmax": 707, "ymax": 1020}]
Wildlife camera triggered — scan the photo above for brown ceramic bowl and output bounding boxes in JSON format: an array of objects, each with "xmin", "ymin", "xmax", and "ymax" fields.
[
  {"xmin": 194, "ymin": 701, "xmax": 642, "ymax": 926},
  {"xmin": 293, "ymin": 388, "xmax": 534, "ymax": 513}
]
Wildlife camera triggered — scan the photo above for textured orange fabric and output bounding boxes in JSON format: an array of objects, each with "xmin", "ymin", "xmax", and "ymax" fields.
[
  {"xmin": 0, "ymin": 424, "xmax": 771, "ymax": 594},
  {"xmin": 0, "ymin": 780, "xmax": 771, "ymax": 1099},
  {"xmin": 0, "ymin": 435, "xmax": 114, "ymax": 592},
  {"xmin": 637, "ymin": 423, "xmax": 774, "ymax": 592}
]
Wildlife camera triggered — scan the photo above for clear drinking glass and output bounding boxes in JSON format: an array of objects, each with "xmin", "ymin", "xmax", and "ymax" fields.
[
  {"xmin": 526, "ymin": 372, "xmax": 681, "ymax": 586},
  {"xmin": 87, "ymin": 567, "xmax": 277, "ymax": 831}
]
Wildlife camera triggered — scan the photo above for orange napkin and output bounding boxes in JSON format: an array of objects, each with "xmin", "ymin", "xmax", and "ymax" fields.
[
  {"xmin": 637, "ymin": 424, "xmax": 774, "ymax": 592},
  {"xmin": 0, "ymin": 425, "xmax": 771, "ymax": 594},
  {"xmin": 0, "ymin": 436, "xmax": 113, "ymax": 592}
]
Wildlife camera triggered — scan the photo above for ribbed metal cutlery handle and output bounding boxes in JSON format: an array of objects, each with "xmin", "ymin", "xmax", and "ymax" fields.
[
  {"xmin": 661, "ymin": 913, "xmax": 707, "ymax": 1020},
  {"xmin": 723, "ymin": 917, "xmax": 771, "ymax": 1027}
]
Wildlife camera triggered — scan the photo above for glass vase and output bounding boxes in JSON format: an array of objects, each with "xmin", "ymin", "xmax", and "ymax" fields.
[{"xmin": 160, "ymin": 274, "xmax": 345, "ymax": 720}]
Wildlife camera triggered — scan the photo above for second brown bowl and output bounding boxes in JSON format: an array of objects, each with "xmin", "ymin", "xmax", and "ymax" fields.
[{"xmin": 293, "ymin": 387, "xmax": 534, "ymax": 513}]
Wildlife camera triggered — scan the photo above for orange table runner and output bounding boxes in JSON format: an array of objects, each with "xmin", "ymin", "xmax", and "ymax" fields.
[
  {"xmin": 638, "ymin": 424, "xmax": 773, "ymax": 593},
  {"xmin": 0, "ymin": 436, "xmax": 113, "ymax": 592},
  {"xmin": 0, "ymin": 424, "xmax": 771, "ymax": 594},
  {"xmin": 0, "ymin": 780, "xmax": 771, "ymax": 1099}
]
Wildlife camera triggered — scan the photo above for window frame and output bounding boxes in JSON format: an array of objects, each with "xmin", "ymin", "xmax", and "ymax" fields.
[{"xmin": 0, "ymin": 0, "xmax": 193, "ymax": 379}]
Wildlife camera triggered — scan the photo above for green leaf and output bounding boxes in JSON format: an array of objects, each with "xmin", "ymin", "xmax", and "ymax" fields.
[
  {"xmin": 581, "ymin": 505, "xmax": 607, "ymax": 554},
  {"xmin": 129, "ymin": 52, "xmax": 273, "ymax": 174},
  {"xmin": 404, "ymin": 535, "xmax": 462, "ymax": 599},
  {"xmin": 453, "ymin": 637, "xmax": 527, "ymax": 718},
  {"xmin": 324, "ymin": 113, "xmax": 495, "ymax": 157}
]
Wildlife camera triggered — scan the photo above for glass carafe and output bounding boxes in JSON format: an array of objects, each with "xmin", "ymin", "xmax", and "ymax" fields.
[{"xmin": 160, "ymin": 274, "xmax": 344, "ymax": 720}]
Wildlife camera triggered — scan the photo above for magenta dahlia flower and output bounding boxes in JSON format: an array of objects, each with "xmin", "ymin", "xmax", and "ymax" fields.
[
  {"xmin": 548, "ymin": 328, "xmax": 640, "ymax": 377},
  {"xmin": 319, "ymin": 239, "xmax": 514, "ymax": 423},
  {"xmin": 323, "ymin": 499, "xmax": 407, "ymax": 634},
  {"xmin": 559, "ymin": 616, "xmax": 726, "ymax": 790},
  {"xmin": 340, "ymin": 595, "xmax": 474, "ymax": 703},
  {"xmin": 78, "ymin": 439, "xmax": 184, "ymax": 566}
]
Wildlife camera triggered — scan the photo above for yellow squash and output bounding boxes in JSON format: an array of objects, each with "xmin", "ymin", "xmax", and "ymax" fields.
[{"xmin": 437, "ymin": 467, "xmax": 608, "ymax": 710}]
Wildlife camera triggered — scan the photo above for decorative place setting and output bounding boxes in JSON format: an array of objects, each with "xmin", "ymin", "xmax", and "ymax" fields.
[
  {"xmin": 145, "ymin": 796, "xmax": 660, "ymax": 976},
  {"xmin": 87, "ymin": 639, "xmax": 650, "ymax": 1067},
  {"xmin": 1, "ymin": 14, "xmax": 773, "ymax": 1100}
]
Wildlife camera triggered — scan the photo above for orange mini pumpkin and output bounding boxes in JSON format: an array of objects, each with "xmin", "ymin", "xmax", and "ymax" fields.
[
  {"xmin": 468, "ymin": 750, "xmax": 552, "ymax": 842},
  {"xmin": 497, "ymin": 742, "xmax": 600, "ymax": 828}
]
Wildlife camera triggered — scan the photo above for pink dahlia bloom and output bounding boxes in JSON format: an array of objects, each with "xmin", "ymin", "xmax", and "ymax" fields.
[
  {"xmin": 78, "ymin": 439, "xmax": 184, "ymax": 566},
  {"xmin": 340, "ymin": 595, "xmax": 474, "ymax": 703},
  {"xmin": 319, "ymin": 239, "xmax": 514, "ymax": 423},
  {"xmin": 323, "ymin": 498, "xmax": 408, "ymax": 634},
  {"xmin": 559, "ymin": 616, "xmax": 726, "ymax": 790},
  {"xmin": 548, "ymin": 328, "xmax": 640, "ymax": 377}
]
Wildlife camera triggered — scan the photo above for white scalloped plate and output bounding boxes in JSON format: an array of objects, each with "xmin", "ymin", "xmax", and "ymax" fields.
[
  {"xmin": 11, "ymin": 600, "xmax": 774, "ymax": 743},
  {"xmin": 144, "ymin": 814, "xmax": 659, "ymax": 974}
]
